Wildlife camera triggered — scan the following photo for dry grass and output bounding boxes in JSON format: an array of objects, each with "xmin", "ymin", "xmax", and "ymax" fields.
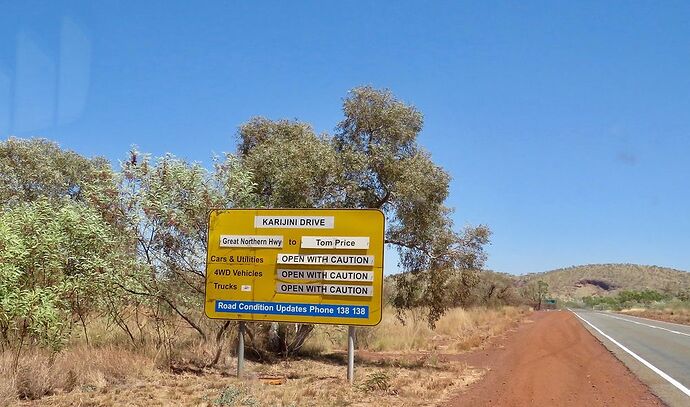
[
  {"xmin": 620, "ymin": 307, "xmax": 690, "ymax": 325},
  {"xmin": 433, "ymin": 306, "xmax": 527, "ymax": 351},
  {"xmin": 11, "ymin": 356, "xmax": 481, "ymax": 407},
  {"xmin": 0, "ymin": 371, "xmax": 16, "ymax": 407},
  {"xmin": 0, "ymin": 346, "xmax": 156, "ymax": 406},
  {"xmin": 331, "ymin": 306, "xmax": 529, "ymax": 353},
  {"xmin": 1, "ymin": 306, "xmax": 529, "ymax": 406}
]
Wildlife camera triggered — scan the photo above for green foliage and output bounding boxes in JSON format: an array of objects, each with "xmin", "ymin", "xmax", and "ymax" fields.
[
  {"xmin": 0, "ymin": 138, "xmax": 141, "ymax": 353},
  {"xmin": 617, "ymin": 290, "xmax": 668, "ymax": 304},
  {"xmin": 359, "ymin": 371, "xmax": 393, "ymax": 393},
  {"xmin": 238, "ymin": 118, "xmax": 341, "ymax": 208},
  {"xmin": 212, "ymin": 385, "xmax": 256, "ymax": 406},
  {"xmin": 0, "ymin": 138, "xmax": 120, "ymax": 223},
  {"xmin": 582, "ymin": 290, "xmax": 671, "ymax": 311},
  {"xmin": 118, "ymin": 150, "xmax": 256, "ymax": 340},
  {"xmin": 238, "ymin": 86, "xmax": 491, "ymax": 327},
  {"xmin": 1, "ymin": 86, "xmax": 492, "ymax": 358},
  {"xmin": 0, "ymin": 199, "xmax": 129, "ymax": 350},
  {"xmin": 0, "ymin": 138, "xmax": 257, "ymax": 356},
  {"xmin": 338, "ymin": 88, "xmax": 491, "ymax": 325}
]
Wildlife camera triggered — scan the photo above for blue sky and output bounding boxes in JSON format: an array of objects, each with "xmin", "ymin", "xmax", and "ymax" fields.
[{"xmin": 1, "ymin": 1, "xmax": 689, "ymax": 274}]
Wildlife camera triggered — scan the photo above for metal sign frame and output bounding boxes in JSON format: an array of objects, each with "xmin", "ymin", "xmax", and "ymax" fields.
[{"xmin": 204, "ymin": 208, "xmax": 385, "ymax": 327}]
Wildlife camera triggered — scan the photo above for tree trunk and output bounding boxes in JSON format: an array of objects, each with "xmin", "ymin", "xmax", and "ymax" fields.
[
  {"xmin": 208, "ymin": 321, "xmax": 231, "ymax": 367},
  {"xmin": 268, "ymin": 322, "xmax": 281, "ymax": 353},
  {"xmin": 267, "ymin": 322, "xmax": 315, "ymax": 357}
]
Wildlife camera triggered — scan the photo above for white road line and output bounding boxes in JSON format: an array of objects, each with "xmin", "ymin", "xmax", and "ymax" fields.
[
  {"xmin": 599, "ymin": 313, "xmax": 690, "ymax": 338},
  {"xmin": 614, "ymin": 313, "xmax": 690, "ymax": 329},
  {"xmin": 570, "ymin": 310, "xmax": 690, "ymax": 398}
]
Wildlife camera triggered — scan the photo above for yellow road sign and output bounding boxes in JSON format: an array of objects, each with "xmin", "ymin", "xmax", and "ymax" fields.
[{"xmin": 205, "ymin": 209, "xmax": 385, "ymax": 326}]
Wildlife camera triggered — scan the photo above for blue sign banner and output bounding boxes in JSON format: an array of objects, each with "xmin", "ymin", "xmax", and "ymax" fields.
[{"xmin": 215, "ymin": 300, "xmax": 369, "ymax": 319}]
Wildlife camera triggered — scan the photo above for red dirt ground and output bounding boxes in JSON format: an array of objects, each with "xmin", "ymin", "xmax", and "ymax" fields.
[{"xmin": 444, "ymin": 311, "xmax": 664, "ymax": 407}]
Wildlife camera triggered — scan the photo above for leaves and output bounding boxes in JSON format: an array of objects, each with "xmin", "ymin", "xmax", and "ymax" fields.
[
  {"xmin": 118, "ymin": 150, "xmax": 257, "ymax": 340},
  {"xmin": 0, "ymin": 199, "xmax": 129, "ymax": 350},
  {"xmin": 238, "ymin": 118, "xmax": 343, "ymax": 208},
  {"xmin": 238, "ymin": 86, "xmax": 491, "ymax": 327},
  {"xmin": 0, "ymin": 85, "xmax": 492, "ymax": 349},
  {"xmin": 0, "ymin": 138, "xmax": 120, "ymax": 223}
]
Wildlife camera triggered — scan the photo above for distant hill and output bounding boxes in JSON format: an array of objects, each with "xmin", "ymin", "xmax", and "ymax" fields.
[{"xmin": 518, "ymin": 264, "xmax": 690, "ymax": 300}]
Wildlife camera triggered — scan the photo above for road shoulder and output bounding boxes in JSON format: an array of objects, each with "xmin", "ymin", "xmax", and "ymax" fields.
[{"xmin": 445, "ymin": 311, "xmax": 663, "ymax": 406}]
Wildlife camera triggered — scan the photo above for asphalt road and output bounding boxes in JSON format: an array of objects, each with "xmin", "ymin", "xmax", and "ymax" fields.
[{"xmin": 572, "ymin": 310, "xmax": 690, "ymax": 407}]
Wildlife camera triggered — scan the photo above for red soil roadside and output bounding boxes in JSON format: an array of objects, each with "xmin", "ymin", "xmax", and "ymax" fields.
[{"xmin": 444, "ymin": 311, "xmax": 663, "ymax": 407}]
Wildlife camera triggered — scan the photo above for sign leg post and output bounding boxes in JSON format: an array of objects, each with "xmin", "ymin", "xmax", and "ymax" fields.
[
  {"xmin": 237, "ymin": 321, "xmax": 245, "ymax": 377},
  {"xmin": 206, "ymin": 210, "xmax": 385, "ymax": 385},
  {"xmin": 347, "ymin": 325, "xmax": 355, "ymax": 384}
]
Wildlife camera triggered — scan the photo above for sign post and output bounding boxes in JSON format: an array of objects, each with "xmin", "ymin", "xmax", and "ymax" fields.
[
  {"xmin": 237, "ymin": 321, "xmax": 245, "ymax": 377},
  {"xmin": 205, "ymin": 209, "xmax": 385, "ymax": 382},
  {"xmin": 347, "ymin": 326, "xmax": 355, "ymax": 384}
]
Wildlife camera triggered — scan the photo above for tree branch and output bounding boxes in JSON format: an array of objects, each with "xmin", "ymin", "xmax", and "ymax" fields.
[
  {"xmin": 114, "ymin": 282, "xmax": 207, "ymax": 341},
  {"xmin": 384, "ymin": 238, "xmax": 434, "ymax": 258}
]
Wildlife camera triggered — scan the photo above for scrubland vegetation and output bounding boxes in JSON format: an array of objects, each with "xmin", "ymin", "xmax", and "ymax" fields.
[
  {"xmin": 0, "ymin": 306, "xmax": 529, "ymax": 406},
  {"xmin": 522, "ymin": 265, "xmax": 690, "ymax": 322},
  {"xmin": 7, "ymin": 86, "xmax": 685, "ymax": 405},
  {"xmin": 619, "ymin": 305, "xmax": 690, "ymax": 325},
  {"xmin": 1, "ymin": 88, "xmax": 537, "ymax": 406},
  {"xmin": 581, "ymin": 289, "xmax": 675, "ymax": 310},
  {"xmin": 565, "ymin": 288, "xmax": 690, "ymax": 325},
  {"xmin": 573, "ymin": 289, "xmax": 690, "ymax": 324}
]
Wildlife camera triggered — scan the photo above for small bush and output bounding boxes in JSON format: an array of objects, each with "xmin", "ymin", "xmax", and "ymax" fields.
[
  {"xmin": 583, "ymin": 289, "xmax": 675, "ymax": 311},
  {"xmin": 0, "ymin": 345, "xmax": 155, "ymax": 403},
  {"xmin": 212, "ymin": 385, "xmax": 257, "ymax": 406},
  {"xmin": 359, "ymin": 371, "xmax": 393, "ymax": 392},
  {"xmin": 214, "ymin": 386, "xmax": 243, "ymax": 406}
]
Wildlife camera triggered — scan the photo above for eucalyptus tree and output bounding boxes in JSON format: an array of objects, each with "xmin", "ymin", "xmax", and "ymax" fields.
[
  {"xmin": 0, "ymin": 138, "xmax": 131, "ymax": 357},
  {"xmin": 238, "ymin": 86, "xmax": 491, "ymax": 353},
  {"xmin": 116, "ymin": 150, "xmax": 257, "ymax": 357},
  {"xmin": 335, "ymin": 86, "xmax": 491, "ymax": 326},
  {"xmin": 0, "ymin": 137, "xmax": 120, "ymax": 223},
  {"xmin": 0, "ymin": 198, "xmax": 132, "ymax": 362}
]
